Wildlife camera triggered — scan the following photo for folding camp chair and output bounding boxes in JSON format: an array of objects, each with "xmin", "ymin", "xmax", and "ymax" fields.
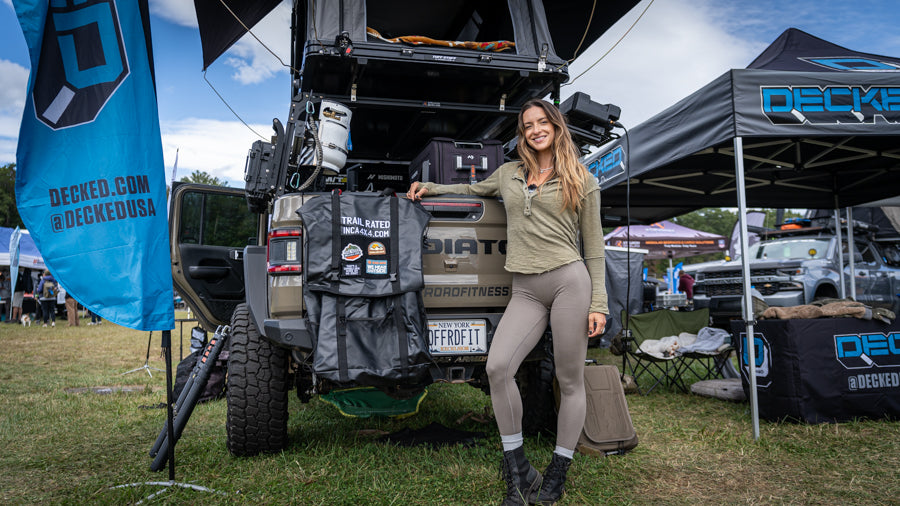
[
  {"xmin": 677, "ymin": 334, "xmax": 735, "ymax": 385},
  {"xmin": 621, "ymin": 308, "xmax": 713, "ymax": 394}
]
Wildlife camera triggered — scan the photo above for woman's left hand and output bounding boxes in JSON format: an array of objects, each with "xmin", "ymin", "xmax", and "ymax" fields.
[{"xmin": 587, "ymin": 312, "xmax": 607, "ymax": 338}]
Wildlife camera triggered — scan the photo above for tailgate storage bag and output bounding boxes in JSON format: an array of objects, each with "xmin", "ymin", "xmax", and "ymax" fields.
[{"xmin": 298, "ymin": 192, "xmax": 433, "ymax": 390}]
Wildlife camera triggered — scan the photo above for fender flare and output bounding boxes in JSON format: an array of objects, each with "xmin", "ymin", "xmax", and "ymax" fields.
[{"xmin": 243, "ymin": 245, "xmax": 269, "ymax": 335}]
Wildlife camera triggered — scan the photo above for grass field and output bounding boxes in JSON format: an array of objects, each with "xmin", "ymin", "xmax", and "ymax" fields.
[{"xmin": 1, "ymin": 313, "xmax": 899, "ymax": 505}]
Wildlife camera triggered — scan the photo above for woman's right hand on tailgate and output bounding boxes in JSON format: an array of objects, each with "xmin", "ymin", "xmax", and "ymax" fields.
[{"xmin": 407, "ymin": 181, "xmax": 428, "ymax": 201}]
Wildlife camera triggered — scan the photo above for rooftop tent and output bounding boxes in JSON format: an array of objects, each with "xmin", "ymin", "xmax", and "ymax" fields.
[
  {"xmin": 193, "ymin": 0, "xmax": 640, "ymax": 162},
  {"xmin": 604, "ymin": 220, "xmax": 728, "ymax": 260},
  {"xmin": 194, "ymin": 0, "xmax": 641, "ymax": 70},
  {"xmin": 806, "ymin": 206, "xmax": 900, "ymax": 240},
  {"xmin": 590, "ymin": 28, "xmax": 900, "ymax": 225}
]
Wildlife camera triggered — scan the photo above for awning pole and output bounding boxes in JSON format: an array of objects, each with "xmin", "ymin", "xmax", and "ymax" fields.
[
  {"xmin": 734, "ymin": 136, "xmax": 760, "ymax": 440},
  {"xmin": 847, "ymin": 207, "xmax": 857, "ymax": 301},
  {"xmin": 834, "ymin": 207, "xmax": 845, "ymax": 298}
]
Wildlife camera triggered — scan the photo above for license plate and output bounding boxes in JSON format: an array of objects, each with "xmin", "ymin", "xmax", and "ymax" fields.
[{"xmin": 428, "ymin": 319, "xmax": 487, "ymax": 355}]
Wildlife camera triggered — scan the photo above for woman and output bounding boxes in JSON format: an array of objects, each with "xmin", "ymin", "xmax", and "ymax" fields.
[{"xmin": 408, "ymin": 98, "xmax": 608, "ymax": 505}]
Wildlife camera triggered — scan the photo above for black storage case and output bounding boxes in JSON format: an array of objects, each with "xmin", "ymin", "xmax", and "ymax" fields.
[
  {"xmin": 347, "ymin": 164, "xmax": 411, "ymax": 193},
  {"xmin": 410, "ymin": 138, "xmax": 504, "ymax": 185}
]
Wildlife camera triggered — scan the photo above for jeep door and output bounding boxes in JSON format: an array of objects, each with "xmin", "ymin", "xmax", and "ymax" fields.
[{"xmin": 169, "ymin": 183, "xmax": 260, "ymax": 329}]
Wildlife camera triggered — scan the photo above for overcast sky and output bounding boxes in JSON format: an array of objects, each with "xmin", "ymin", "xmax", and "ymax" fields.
[{"xmin": 2, "ymin": 0, "xmax": 900, "ymax": 186}]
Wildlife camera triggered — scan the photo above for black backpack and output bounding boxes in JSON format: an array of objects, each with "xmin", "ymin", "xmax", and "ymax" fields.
[
  {"xmin": 173, "ymin": 350, "xmax": 228, "ymax": 403},
  {"xmin": 42, "ymin": 279, "xmax": 57, "ymax": 299}
]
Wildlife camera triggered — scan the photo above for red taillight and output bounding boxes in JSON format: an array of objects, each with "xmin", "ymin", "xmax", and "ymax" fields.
[
  {"xmin": 267, "ymin": 264, "xmax": 302, "ymax": 274},
  {"xmin": 267, "ymin": 228, "xmax": 302, "ymax": 275},
  {"xmin": 269, "ymin": 229, "xmax": 301, "ymax": 238}
]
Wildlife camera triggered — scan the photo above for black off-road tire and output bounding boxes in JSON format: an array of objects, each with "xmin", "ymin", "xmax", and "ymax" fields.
[
  {"xmin": 519, "ymin": 357, "xmax": 557, "ymax": 437},
  {"xmin": 226, "ymin": 304, "xmax": 290, "ymax": 456}
]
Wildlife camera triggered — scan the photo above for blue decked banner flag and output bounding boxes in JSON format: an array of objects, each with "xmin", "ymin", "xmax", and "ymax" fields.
[{"xmin": 14, "ymin": 0, "xmax": 174, "ymax": 331}]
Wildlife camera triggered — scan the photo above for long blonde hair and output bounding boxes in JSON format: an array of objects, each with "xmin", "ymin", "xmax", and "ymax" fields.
[{"xmin": 516, "ymin": 99, "xmax": 587, "ymax": 212}]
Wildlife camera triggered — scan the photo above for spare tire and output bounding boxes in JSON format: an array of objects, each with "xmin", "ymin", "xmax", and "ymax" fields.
[{"xmin": 518, "ymin": 357, "xmax": 557, "ymax": 437}]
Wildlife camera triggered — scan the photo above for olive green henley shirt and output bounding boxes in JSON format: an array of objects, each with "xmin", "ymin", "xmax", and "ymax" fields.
[{"xmin": 421, "ymin": 161, "xmax": 608, "ymax": 315}]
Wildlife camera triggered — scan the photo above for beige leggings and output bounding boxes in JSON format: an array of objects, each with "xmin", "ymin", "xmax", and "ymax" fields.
[{"xmin": 485, "ymin": 261, "xmax": 591, "ymax": 451}]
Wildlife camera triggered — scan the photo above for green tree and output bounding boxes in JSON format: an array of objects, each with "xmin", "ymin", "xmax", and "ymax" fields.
[
  {"xmin": 0, "ymin": 163, "xmax": 24, "ymax": 229},
  {"xmin": 180, "ymin": 169, "xmax": 228, "ymax": 186},
  {"xmin": 671, "ymin": 207, "xmax": 737, "ymax": 238}
]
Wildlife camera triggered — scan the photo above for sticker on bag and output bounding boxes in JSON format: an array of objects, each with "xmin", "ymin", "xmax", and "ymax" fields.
[
  {"xmin": 366, "ymin": 259, "xmax": 388, "ymax": 275},
  {"xmin": 342, "ymin": 243, "xmax": 363, "ymax": 261}
]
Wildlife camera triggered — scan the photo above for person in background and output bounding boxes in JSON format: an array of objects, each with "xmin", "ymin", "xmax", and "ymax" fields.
[
  {"xmin": 36, "ymin": 269, "xmax": 58, "ymax": 327},
  {"xmin": 408, "ymin": 98, "xmax": 608, "ymax": 505},
  {"xmin": 11, "ymin": 268, "xmax": 26, "ymax": 323},
  {"xmin": 0, "ymin": 271, "xmax": 9, "ymax": 322},
  {"xmin": 88, "ymin": 309, "xmax": 102, "ymax": 325},
  {"xmin": 678, "ymin": 269, "xmax": 695, "ymax": 302},
  {"xmin": 63, "ymin": 285, "xmax": 79, "ymax": 327},
  {"xmin": 30, "ymin": 269, "xmax": 42, "ymax": 321}
]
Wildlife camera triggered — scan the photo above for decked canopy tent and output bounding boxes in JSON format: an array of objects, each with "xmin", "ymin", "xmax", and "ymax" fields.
[
  {"xmin": 592, "ymin": 28, "xmax": 900, "ymax": 225},
  {"xmin": 587, "ymin": 28, "xmax": 900, "ymax": 438}
]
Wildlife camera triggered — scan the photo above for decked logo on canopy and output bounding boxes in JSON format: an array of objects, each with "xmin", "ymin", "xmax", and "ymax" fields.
[
  {"xmin": 760, "ymin": 85, "xmax": 900, "ymax": 125},
  {"xmin": 800, "ymin": 57, "xmax": 900, "ymax": 72},
  {"xmin": 33, "ymin": 0, "xmax": 129, "ymax": 130}
]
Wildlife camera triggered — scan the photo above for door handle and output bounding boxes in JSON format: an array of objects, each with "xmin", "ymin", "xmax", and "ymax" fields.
[{"xmin": 188, "ymin": 266, "xmax": 229, "ymax": 281}]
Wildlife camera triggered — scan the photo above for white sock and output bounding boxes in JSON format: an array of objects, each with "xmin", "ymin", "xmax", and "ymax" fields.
[
  {"xmin": 554, "ymin": 446, "xmax": 575, "ymax": 460},
  {"xmin": 501, "ymin": 433, "xmax": 524, "ymax": 452}
]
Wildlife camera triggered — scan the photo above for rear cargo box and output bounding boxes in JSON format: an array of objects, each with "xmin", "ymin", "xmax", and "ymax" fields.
[{"xmin": 411, "ymin": 138, "xmax": 504, "ymax": 185}]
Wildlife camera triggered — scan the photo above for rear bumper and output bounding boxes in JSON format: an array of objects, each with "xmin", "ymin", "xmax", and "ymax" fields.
[{"xmin": 264, "ymin": 318, "xmax": 314, "ymax": 351}]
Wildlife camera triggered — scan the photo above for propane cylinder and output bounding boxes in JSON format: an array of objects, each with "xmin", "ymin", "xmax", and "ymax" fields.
[{"xmin": 314, "ymin": 100, "xmax": 352, "ymax": 173}]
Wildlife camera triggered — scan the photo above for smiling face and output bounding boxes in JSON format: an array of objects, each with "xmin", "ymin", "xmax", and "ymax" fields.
[{"xmin": 521, "ymin": 105, "xmax": 556, "ymax": 156}]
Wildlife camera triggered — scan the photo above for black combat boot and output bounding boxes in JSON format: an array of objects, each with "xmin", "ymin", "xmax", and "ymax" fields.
[
  {"xmin": 499, "ymin": 446, "xmax": 542, "ymax": 505},
  {"xmin": 532, "ymin": 453, "xmax": 572, "ymax": 505}
]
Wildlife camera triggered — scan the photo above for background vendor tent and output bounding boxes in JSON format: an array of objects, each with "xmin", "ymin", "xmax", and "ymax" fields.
[
  {"xmin": 0, "ymin": 227, "xmax": 45, "ymax": 271},
  {"xmin": 605, "ymin": 220, "xmax": 728, "ymax": 260}
]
